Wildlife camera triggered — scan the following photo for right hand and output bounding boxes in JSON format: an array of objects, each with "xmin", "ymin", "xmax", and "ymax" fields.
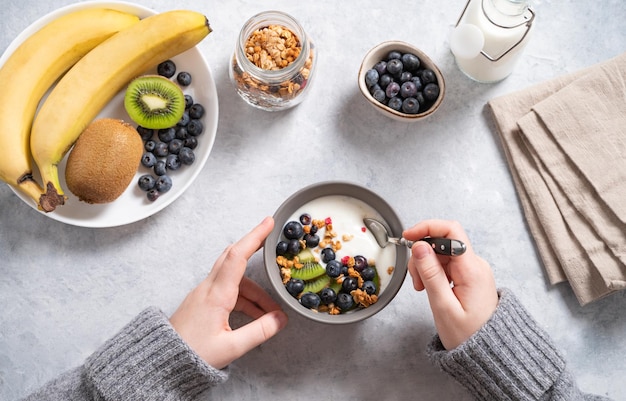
[{"xmin": 403, "ymin": 220, "xmax": 498, "ymax": 350}]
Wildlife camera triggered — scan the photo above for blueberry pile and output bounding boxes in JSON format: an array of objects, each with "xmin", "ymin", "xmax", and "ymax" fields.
[
  {"xmin": 136, "ymin": 60, "xmax": 205, "ymax": 202},
  {"xmin": 276, "ymin": 214, "xmax": 380, "ymax": 314},
  {"xmin": 364, "ymin": 51, "xmax": 440, "ymax": 114}
]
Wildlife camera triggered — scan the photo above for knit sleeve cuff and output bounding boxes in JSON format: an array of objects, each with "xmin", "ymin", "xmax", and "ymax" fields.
[
  {"xmin": 427, "ymin": 288, "xmax": 567, "ymax": 400},
  {"xmin": 84, "ymin": 307, "xmax": 228, "ymax": 400}
]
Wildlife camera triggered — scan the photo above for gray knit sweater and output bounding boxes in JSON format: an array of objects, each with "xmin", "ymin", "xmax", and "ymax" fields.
[{"xmin": 21, "ymin": 289, "xmax": 611, "ymax": 400}]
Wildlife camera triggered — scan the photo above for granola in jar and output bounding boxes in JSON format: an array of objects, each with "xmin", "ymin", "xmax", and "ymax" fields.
[{"xmin": 230, "ymin": 11, "xmax": 317, "ymax": 111}]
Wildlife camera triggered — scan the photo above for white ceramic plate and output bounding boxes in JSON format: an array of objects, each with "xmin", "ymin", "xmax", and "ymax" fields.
[{"xmin": 0, "ymin": 1, "xmax": 218, "ymax": 228}]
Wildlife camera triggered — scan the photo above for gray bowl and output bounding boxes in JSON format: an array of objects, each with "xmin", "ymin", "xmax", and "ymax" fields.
[{"xmin": 263, "ymin": 181, "xmax": 408, "ymax": 324}]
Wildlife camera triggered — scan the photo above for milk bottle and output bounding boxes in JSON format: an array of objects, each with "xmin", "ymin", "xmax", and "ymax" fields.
[{"xmin": 450, "ymin": 0, "xmax": 535, "ymax": 83}]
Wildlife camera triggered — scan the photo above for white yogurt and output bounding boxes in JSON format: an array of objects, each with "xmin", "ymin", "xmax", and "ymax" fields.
[{"xmin": 287, "ymin": 195, "xmax": 397, "ymax": 292}]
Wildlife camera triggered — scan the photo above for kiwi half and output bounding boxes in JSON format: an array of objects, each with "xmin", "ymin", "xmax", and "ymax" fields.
[
  {"xmin": 291, "ymin": 262, "xmax": 326, "ymax": 281},
  {"xmin": 124, "ymin": 75, "xmax": 185, "ymax": 129}
]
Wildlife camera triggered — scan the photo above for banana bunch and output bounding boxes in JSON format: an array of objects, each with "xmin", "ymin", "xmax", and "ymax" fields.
[
  {"xmin": 0, "ymin": 8, "xmax": 140, "ymax": 211},
  {"xmin": 0, "ymin": 8, "xmax": 212, "ymax": 213},
  {"xmin": 31, "ymin": 10, "xmax": 212, "ymax": 211}
]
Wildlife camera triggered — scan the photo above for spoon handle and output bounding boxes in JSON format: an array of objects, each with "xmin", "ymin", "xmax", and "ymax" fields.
[{"xmin": 402, "ymin": 237, "xmax": 467, "ymax": 256}]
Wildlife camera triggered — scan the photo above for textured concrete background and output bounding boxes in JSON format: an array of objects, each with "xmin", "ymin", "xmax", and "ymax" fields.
[{"xmin": 1, "ymin": 0, "xmax": 625, "ymax": 399}]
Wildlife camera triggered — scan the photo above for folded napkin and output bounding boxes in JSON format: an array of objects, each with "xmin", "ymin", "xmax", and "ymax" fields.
[{"xmin": 488, "ymin": 52, "xmax": 626, "ymax": 305}]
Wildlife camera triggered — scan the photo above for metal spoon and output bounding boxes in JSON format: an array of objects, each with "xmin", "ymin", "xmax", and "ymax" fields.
[{"xmin": 363, "ymin": 218, "xmax": 467, "ymax": 256}]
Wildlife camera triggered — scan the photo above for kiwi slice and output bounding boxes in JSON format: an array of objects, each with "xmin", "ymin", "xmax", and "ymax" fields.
[
  {"xmin": 124, "ymin": 75, "xmax": 185, "ymax": 129},
  {"xmin": 291, "ymin": 262, "xmax": 326, "ymax": 281},
  {"xmin": 303, "ymin": 275, "xmax": 331, "ymax": 294},
  {"xmin": 296, "ymin": 248, "xmax": 316, "ymax": 263}
]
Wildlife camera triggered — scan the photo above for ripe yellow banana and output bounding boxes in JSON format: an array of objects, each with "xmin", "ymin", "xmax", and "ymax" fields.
[
  {"xmin": 0, "ymin": 8, "xmax": 140, "ymax": 212},
  {"xmin": 31, "ymin": 10, "xmax": 212, "ymax": 210}
]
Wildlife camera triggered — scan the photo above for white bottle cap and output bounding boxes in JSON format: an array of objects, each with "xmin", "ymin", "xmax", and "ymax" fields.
[{"xmin": 450, "ymin": 23, "xmax": 485, "ymax": 59}]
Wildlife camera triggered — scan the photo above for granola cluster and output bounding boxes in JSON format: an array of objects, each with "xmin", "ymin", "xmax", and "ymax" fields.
[{"xmin": 232, "ymin": 24, "xmax": 315, "ymax": 106}]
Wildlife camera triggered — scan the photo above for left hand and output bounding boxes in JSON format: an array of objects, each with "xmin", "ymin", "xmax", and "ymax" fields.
[{"xmin": 169, "ymin": 216, "xmax": 288, "ymax": 369}]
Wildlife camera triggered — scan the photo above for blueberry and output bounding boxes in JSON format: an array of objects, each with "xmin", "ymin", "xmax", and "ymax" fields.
[
  {"xmin": 385, "ymin": 81, "xmax": 400, "ymax": 98},
  {"xmin": 386, "ymin": 58, "xmax": 403, "ymax": 75},
  {"xmin": 326, "ymin": 259, "xmax": 343, "ymax": 278},
  {"xmin": 423, "ymin": 83, "xmax": 440, "ymax": 101},
  {"xmin": 175, "ymin": 126, "xmax": 188, "ymax": 140},
  {"xmin": 336, "ymin": 293, "xmax": 354, "ymax": 310},
  {"xmin": 144, "ymin": 139, "xmax": 156, "ymax": 152},
  {"xmin": 400, "ymin": 81, "xmax": 417, "ymax": 98},
  {"xmin": 141, "ymin": 152, "xmax": 157, "ymax": 168},
  {"xmin": 189, "ymin": 103, "xmax": 205, "ymax": 119},
  {"xmin": 361, "ymin": 267, "xmax": 376, "ymax": 281},
  {"xmin": 283, "ymin": 221, "xmax": 303, "ymax": 239},
  {"xmin": 387, "ymin": 51, "xmax": 402, "ymax": 61},
  {"xmin": 178, "ymin": 147, "xmax": 195, "ymax": 165},
  {"xmin": 154, "ymin": 142, "xmax": 169, "ymax": 157},
  {"xmin": 401, "ymin": 53, "xmax": 420, "ymax": 72},
  {"xmin": 176, "ymin": 71, "xmax": 192, "ymax": 86},
  {"xmin": 402, "ymin": 97, "xmax": 420, "ymax": 114},
  {"xmin": 177, "ymin": 111, "xmax": 190, "ymax": 127},
  {"xmin": 300, "ymin": 292, "xmax": 321, "ymax": 309},
  {"xmin": 309, "ymin": 224, "xmax": 318, "ymax": 235},
  {"xmin": 304, "ymin": 233, "xmax": 320, "ymax": 248},
  {"xmin": 379, "ymin": 74, "xmax": 393, "ymax": 89},
  {"xmin": 399, "ymin": 71, "xmax": 413, "ymax": 83},
  {"xmin": 137, "ymin": 174, "xmax": 155, "ymax": 191},
  {"xmin": 362, "ymin": 281, "xmax": 377, "ymax": 295},
  {"xmin": 154, "ymin": 160, "xmax": 167, "ymax": 176},
  {"xmin": 158, "ymin": 127, "xmax": 176, "ymax": 142},
  {"xmin": 147, "ymin": 189, "xmax": 160, "ymax": 202},
  {"xmin": 137, "ymin": 126, "xmax": 153, "ymax": 141},
  {"xmin": 183, "ymin": 136, "xmax": 198, "ymax": 149},
  {"xmin": 387, "ymin": 96, "xmax": 403, "ymax": 111},
  {"xmin": 342, "ymin": 276, "xmax": 358, "ymax": 292},
  {"xmin": 372, "ymin": 88, "xmax": 386, "ymax": 103},
  {"xmin": 353, "ymin": 255, "xmax": 368, "ymax": 272},
  {"xmin": 410, "ymin": 76, "xmax": 424, "ymax": 92},
  {"xmin": 287, "ymin": 238, "xmax": 301, "ymax": 256},
  {"xmin": 285, "ymin": 278, "xmax": 304, "ymax": 297},
  {"xmin": 187, "ymin": 119, "xmax": 203, "ymax": 136},
  {"xmin": 276, "ymin": 241, "xmax": 289, "ymax": 256},
  {"xmin": 155, "ymin": 175, "xmax": 172, "ymax": 193},
  {"xmin": 415, "ymin": 91, "xmax": 426, "ymax": 107},
  {"xmin": 364, "ymin": 69, "xmax": 379, "ymax": 88},
  {"xmin": 320, "ymin": 288, "xmax": 337, "ymax": 305},
  {"xmin": 420, "ymin": 69, "xmax": 436, "ymax": 85},
  {"xmin": 340, "ymin": 264, "xmax": 349, "ymax": 276},
  {"xmin": 373, "ymin": 60, "xmax": 387, "ymax": 75},
  {"xmin": 299, "ymin": 213, "xmax": 312, "ymax": 225},
  {"xmin": 320, "ymin": 247, "xmax": 335, "ymax": 263},
  {"xmin": 166, "ymin": 154, "xmax": 180, "ymax": 170},
  {"xmin": 184, "ymin": 94, "xmax": 194, "ymax": 109},
  {"xmin": 168, "ymin": 139, "xmax": 183, "ymax": 154},
  {"xmin": 157, "ymin": 60, "xmax": 176, "ymax": 78}
]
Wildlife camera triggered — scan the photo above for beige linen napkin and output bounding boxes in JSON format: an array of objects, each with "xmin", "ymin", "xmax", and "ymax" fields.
[{"xmin": 488, "ymin": 52, "xmax": 626, "ymax": 305}]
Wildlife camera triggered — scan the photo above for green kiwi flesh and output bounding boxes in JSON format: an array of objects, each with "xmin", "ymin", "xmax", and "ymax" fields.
[
  {"xmin": 296, "ymin": 248, "xmax": 316, "ymax": 263},
  {"xmin": 303, "ymin": 275, "xmax": 331, "ymax": 294},
  {"xmin": 124, "ymin": 75, "xmax": 185, "ymax": 129},
  {"xmin": 291, "ymin": 262, "xmax": 325, "ymax": 280}
]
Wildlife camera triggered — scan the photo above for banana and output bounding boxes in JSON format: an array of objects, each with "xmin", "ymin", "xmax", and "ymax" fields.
[
  {"xmin": 31, "ymin": 10, "xmax": 212, "ymax": 211},
  {"xmin": 0, "ymin": 8, "xmax": 140, "ymax": 212}
]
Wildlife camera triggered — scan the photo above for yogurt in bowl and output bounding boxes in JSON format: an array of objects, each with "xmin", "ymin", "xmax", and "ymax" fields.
[{"xmin": 264, "ymin": 181, "xmax": 408, "ymax": 325}]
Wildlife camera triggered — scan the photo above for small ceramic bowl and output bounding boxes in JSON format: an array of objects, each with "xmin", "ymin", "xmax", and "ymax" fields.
[
  {"xmin": 358, "ymin": 41, "xmax": 445, "ymax": 122},
  {"xmin": 263, "ymin": 181, "xmax": 408, "ymax": 324}
]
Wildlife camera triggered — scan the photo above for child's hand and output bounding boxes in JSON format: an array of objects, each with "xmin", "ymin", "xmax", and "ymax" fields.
[
  {"xmin": 404, "ymin": 220, "xmax": 498, "ymax": 350},
  {"xmin": 169, "ymin": 217, "xmax": 288, "ymax": 369}
]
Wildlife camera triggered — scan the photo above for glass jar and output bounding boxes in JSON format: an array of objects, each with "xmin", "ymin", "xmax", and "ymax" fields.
[
  {"xmin": 229, "ymin": 11, "xmax": 317, "ymax": 111},
  {"xmin": 450, "ymin": 0, "xmax": 535, "ymax": 83}
]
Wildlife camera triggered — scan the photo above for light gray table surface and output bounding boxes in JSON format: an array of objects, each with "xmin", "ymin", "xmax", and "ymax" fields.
[{"xmin": 1, "ymin": 0, "xmax": 625, "ymax": 400}]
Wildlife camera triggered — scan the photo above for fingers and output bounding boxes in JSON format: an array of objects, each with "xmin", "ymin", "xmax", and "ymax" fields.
[
  {"xmin": 408, "ymin": 241, "xmax": 459, "ymax": 313},
  {"xmin": 208, "ymin": 217, "xmax": 275, "ymax": 292},
  {"xmin": 226, "ymin": 310, "xmax": 288, "ymax": 365},
  {"xmin": 403, "ymin": 219, "xmax": 473, "ymax": 253},
  {"xmin": 235, "ymin": 277, "xmax": 283, "ymax": 319}
]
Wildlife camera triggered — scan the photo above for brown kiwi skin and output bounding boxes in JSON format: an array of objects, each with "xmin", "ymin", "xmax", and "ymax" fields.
[{"xmin": 65, "ymin": 118, "xmax": 143, "ymax": 204}]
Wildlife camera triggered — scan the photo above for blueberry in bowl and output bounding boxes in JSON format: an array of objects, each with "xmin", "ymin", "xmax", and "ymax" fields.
[
  {"xmin": 358, "ymin": 41, "xmax": 445, "ymax": 122},
  {"xmin": 263, "ymin": 181, "xmax": 409, "ymax": 325}
]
